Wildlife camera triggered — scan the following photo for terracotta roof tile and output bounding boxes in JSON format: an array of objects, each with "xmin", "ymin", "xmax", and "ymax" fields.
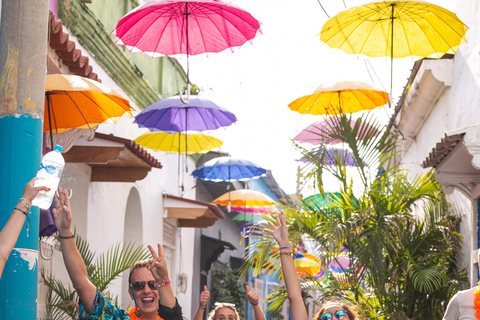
[
  {"xmin": 49, "ymin": 11, "xmax": 101, "ymax": 82},
  {"xmin": 95, "ymin": 132, "xmax": 162, "ymax": 169}
]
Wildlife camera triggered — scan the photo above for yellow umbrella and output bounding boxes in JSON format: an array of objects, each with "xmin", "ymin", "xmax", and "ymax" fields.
[
  {"xmin": 320, "ymin": 1, "xmax": 468, "ymax": 60},
  {"xmin": 288, "ymin": 81, "xmax": 388, "ymax": 115},
  {"xmin": 213, "ymin": 189, "xmax": 277, "ymax": 208},
  {"xmin": 319, "ymin": 1, "xmax": 468, "ymax": 104},
  {"xmin": 135, "ymin": 131, "xmax": 223, "ymax": 155},
  {"xmin": 294, "ymin": 252, "xmax": 322, "ymax": 277}
]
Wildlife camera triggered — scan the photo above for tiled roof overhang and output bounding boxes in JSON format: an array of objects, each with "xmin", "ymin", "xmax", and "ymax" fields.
[
  {"xmin": 49, "ymin": 11, "xmax": 100, "ymax": 82},
  {"xmin": 163, "ymin": 194, "xmax": 225, "ymax": 228},
  {"xmin": 63, "ymin": 132, "xmax": 162, "ymax": 182},
  {"xmin": 421, "ymin": 133, "xmax": 464, "ymax": 168}
]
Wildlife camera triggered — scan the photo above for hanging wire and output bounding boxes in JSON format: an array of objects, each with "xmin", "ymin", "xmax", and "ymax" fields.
[
  {"xmin": 316, "ymin": 0, "xmax": 330, "ymax": 18},
  {"xmin": 364, "ymin": 59, "xmax": 392, "ymax": 120}
]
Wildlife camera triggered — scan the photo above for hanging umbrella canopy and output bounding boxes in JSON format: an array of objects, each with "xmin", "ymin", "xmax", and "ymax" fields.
[
  {"xmin": 135, "ymin": 131, "xmax": 223, "ymax": 154},
  {"xmin": 44, "ymin": 74, "xmax": 133, "ymax": 135},
  {"xmin": 232, "ymin": 213, "xmax": 265, "ymax": 222},
  {"xmin": 288, "ymin": 81, "xmax": 388, "ymax": 115},
  {"xmin": 112, "ymin": 0, "xmax": 262, "ymax": 57},
  {"xmin": 294, "ymin": 252, "xmax": 322, "ymax": 277},
  {"xmin": 319, "ymin": 0, "xmax": 468, "ymax": 60},
  {"xmin": 213, "ymin": 189, "xmax": 277, "ymax": 208},
  {"xmin": 303, "ymin": 192, "xmax": 342, "ymax": 208},
  {"xmin": 299, "ymin": 148, "xmax": 362, "ymax": 167},
  {"xmin": 293, "ymin": 116, "xmax": 379, "ymax": 145},
  {"xmin": 230, "ymin": 206, "xmax": 280, "ymax": 215},
  {"xmin": 192, "ymin": 156, "xmax": 268, "ymax": 182},
  {"xmin": 238, "ymin": 221, "xmax": 269, "ymax": 236},
  {"xmin": 134, "ymin": 96, "xmax": 237, "ymax": 133}
]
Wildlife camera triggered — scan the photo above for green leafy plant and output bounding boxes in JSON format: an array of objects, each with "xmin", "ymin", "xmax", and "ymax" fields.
[
  {"xmin": 210, "ymin": 262, "xmax": 247, "ymax": 319},
  {"xmin": 242, "ymin": 112, "xmax": 468, "ymax": 320},
  {"xmin": 42, "ymin": 233, "xmax": 151, "ymax": 320}
]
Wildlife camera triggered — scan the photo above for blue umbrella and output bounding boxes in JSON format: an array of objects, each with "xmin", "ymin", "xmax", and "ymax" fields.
[
  {"xmin": 192, "ymin": 157, "xmax": 267, "ymax": 182},
  {"xmin": 134, "ymin": 96, "xmax": 237, "ymax": 133}
]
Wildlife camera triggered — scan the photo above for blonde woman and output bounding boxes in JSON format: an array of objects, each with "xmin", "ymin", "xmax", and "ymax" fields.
[
  {"xmin": 267, "ymin": 214, "xmax": 358, "ymax": 320},
  {"xmin": 193, "ymin": 285, "xmax": 265, "ymax": 320}
]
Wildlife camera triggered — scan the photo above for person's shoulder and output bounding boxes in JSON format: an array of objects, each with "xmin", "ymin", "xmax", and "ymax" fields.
[{"xmin": 454, "ymin": 286, "xmax": 477, "ymax": 297}]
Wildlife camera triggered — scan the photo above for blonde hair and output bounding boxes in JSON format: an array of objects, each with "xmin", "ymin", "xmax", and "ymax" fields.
[
  {"xmin": 206, "ymin": 304, "xmax": 240, "ymax": 320},
  {"xmin": 128, "ymin": 260, "xmax": 150, "ymax": 284},
  {"xmin": 315, "ymin": 301, "xmax": 358, "ymax": 320}
]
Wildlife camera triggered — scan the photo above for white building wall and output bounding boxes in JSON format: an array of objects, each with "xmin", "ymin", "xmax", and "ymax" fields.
[{"xmin": 396, "ymin": 0, "xmax": 480, "ymax": 284}]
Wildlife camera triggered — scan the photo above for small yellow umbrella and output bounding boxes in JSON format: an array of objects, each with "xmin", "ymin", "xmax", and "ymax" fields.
[
  {"xmin": 288, "ymin": 81, "xmax": 388, "ymax": 115},
  {"xmin": 320, "ymin": 1, "xmax": 468, "ymax": 60},
  {"xmin": 135, "ymin": 131, "xmax": 223, "ymax": 155}
]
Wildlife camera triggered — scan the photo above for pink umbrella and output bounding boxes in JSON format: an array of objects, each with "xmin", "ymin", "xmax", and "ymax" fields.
[
  {"xmin": 113, "ymin": 0, "xmax": 262, "ymax": 102},
  {"xmin": 230, "ymin": 206, "xmax": 280, "ymax": 215},
  {"xmin": 293, "ymin": 116, "xmax": 378, "ymax": 145},
  {"xmin": 113, "ymin": 0, "xmax": 261, "ymax": 57}
]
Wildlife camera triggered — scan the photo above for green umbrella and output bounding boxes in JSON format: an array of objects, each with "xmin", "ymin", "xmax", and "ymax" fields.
[
  {"xmin": 232, "ymin": 213, "xmax": 265, "ymax": 222},
  {"xmin": 303, "ymin": 192, "xmax": 341, "ymax": 208}
]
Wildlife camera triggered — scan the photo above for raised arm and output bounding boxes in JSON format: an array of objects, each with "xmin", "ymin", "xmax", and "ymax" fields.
[
  {"xmin": 193, "ymin": 285, "xmax": 210, "ymax": 320},
  {"xmin": 53, "ymin": 187, "xmax": 97, "ymax": 313},
  {"xmin": 147, "ymin": 243, "xmax": 176, "ymax": 308},
  {"xmin": 267, "ymin": 214, "xmax": 308, "ymax": 320},
  {"xmin": 0, "ymin": 178, "xmax": 48, "ymax": 278},
  {"xmin": 246, "ymin": 285, "xmax": 266, "ymax": 320}
]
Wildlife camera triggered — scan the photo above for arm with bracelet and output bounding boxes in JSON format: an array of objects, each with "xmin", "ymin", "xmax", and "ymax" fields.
[
  {"xmin": 0, "ymin": 178, "xmax": 48, "ymax": 279},
  {"xmin": 246, "ymin": 285, "xmax": 266, "ymax": 320},
  {"xmin": 267, "ymin": 214, "xmax": 309, "ymax": 320},
  {"xmin": 52, "ymin": 187, "xmax": 98, "ymax": 314}
]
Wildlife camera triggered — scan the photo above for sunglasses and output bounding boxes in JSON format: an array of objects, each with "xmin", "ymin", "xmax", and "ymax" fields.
[
  {"xmin": 320, "ymin": 310, "xmax": 348, "ymax": 320},
  {"xmin": 130, "ymin": 281, "xmax": 157, "ymax": 291}
]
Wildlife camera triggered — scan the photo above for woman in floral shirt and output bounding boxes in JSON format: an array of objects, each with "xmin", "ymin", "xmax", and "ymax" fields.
[{"xmin": 53, "ymin": 187, "xmax": 182, "ymax": 320}]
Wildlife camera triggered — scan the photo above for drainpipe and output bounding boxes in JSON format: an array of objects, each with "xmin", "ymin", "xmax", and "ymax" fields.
[{"xmin": 0, "ymin": 1, "xmax": 49, "ymax": 318}]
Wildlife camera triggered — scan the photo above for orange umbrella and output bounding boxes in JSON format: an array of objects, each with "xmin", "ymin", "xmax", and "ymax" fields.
[
  {"xmin": 44, "ymin": 74, "xmax": 134, "ymax": 148},
  {"xmin": 289, "ymin": 81, "xmax": 388, "ymax": 115},
  {"xmin": 213, "ymin": 189, "xmax": 277, "ymax": 208}
]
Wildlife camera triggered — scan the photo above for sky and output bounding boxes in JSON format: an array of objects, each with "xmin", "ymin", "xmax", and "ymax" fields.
[{"xmin": 176, "ymin": 0, "xmax": 457, "ymax": 195}]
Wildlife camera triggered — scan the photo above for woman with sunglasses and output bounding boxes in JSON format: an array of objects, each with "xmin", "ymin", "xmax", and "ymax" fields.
[
  {"xmin": 315, "ymin": 302, "xmax": 357, "ymax": 320},
  {"xmin": 267, "ymin": 214, "xmax": 357, "ymax": 320},
  {"xmin": 52, "ymin": 187, "xmax": 183, "ymax": 320},
  {"xmin": 0, "ymin": 178, "xmax": 48, "ymax": 279},
  {"xmin": 193, "ymin": 285, "xmax": 266, "ymax": 320}
]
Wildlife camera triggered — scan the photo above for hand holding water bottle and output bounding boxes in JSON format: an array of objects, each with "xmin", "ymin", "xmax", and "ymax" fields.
[{"xmin": 32, "ymin": 145, "xmax": 65, "ymax": 209}]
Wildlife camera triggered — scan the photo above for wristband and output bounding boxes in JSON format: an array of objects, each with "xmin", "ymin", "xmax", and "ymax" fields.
[
  {"xmin": 155, "ymin": 278, "xmax": 172, "ymax": 288},
  {"xmin": 59, "ymin": 234, "xmax": 75, "ymax": 239},
  {"xmin": 279, "ymin": 244, "xmax": 291, "ymax": 250},
  {"xmin": 251, "ymin": 302, "xmax": 258, "ymax": 306}
]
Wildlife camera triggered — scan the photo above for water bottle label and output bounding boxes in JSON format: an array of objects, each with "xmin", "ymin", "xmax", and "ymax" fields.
[{"xmin": 39, "ymin": 162, "xmax": 56, "ymax": 174}]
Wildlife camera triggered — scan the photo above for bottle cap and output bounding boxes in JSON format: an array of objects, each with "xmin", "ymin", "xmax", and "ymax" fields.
[{"xmin": 54, "ymin": 145, "xmax": 63, "ymax": 152}]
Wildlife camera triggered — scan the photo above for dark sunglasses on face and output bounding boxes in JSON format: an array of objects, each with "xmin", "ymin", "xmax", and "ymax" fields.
[
  {"xmin": 130, "ymin": 281, "xmax": 157, "ymax": 291},
  {"xmin": 320, "ymin": 310, "xmax": 348, "ymax": 320}
]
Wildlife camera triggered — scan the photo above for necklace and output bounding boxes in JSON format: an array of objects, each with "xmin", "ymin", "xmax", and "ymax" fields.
[{"xmin": 473, "ymin": 283, "xmax": 480, "ymax": 319}]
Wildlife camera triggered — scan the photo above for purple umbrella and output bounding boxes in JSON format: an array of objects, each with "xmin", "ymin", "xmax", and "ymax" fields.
[
  {"xmin": 134, "ymin": 96, "xmax": 237, "ymax": 133},
  {"xmin": 299, "ymin": 148, "xmax": 362, "ymax": 167}
]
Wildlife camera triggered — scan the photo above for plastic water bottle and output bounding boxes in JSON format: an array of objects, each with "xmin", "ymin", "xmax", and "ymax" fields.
[{"xmin": 32, "ymin": 145, "xmax": 65, "ymax": 209}]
